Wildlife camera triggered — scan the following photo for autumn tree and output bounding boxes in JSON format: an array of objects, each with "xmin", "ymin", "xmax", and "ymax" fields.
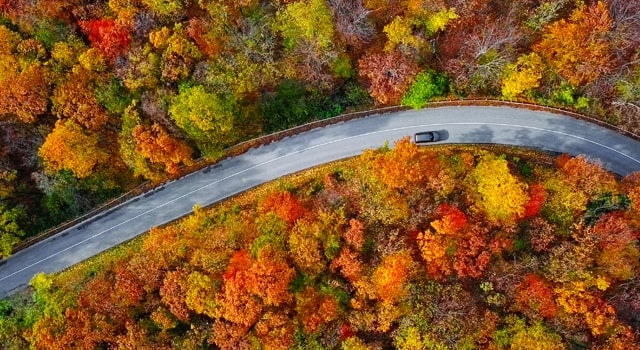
[
  {"xmin": 119, "ymin": 100, "xmax": 166, "ymax": 181},
  {"xmin": 533, "ymin": 1, "xmax": 613, "ymax": 86},
  {"xmin": 361, "ymin": 137, "xmax": 450, "ymax": 193},
  {"xmin": 186, "ymin": 17, "xmax": 224, "ymax": 58},
  {"xmin": 184, "ymin": 270, "xmax": 221, "ymax": 319},
  {"xmin": 51, "ymin": 68, "xmax": 110, "ymax": 131},
  {"xmin": 467, "ymin": 151, "xmax": 529, "ymax": 223},
  {"xmin": 141, "ymin": 0, "xmax": 184, "ymax": 17},
  {"xmin": 245, "ymin": 245, "xmax": 296, "ymax": 307},
  {"xmin": 357, "ymin": 50, "xmax": 420, "ymax": 105},
  {"xmin": 331, "ymin": 246, "xmax": 363, "ymax": 283},
  {"xmin": 148, "ymin": 24, "xmax": 203, "ymax": 82},
  {"xmin": 554, "ymin": 278, "xmax": 619, "ymax": 336},
  {"xmin": 527, "ymin": 217, "xmax": 557, "ymax": 253},
  {"xmin": 169, "ymin": 84, "xmax": 235, "ymax": 157},
  {"xmin": 416, "ymin": 203, "xmax": 467, "ymax": 279},
  {"xmin": 274, "ymin": 0, "xmax": 335, "ymax": 51},
  {"xmin": 582, "ymin": 213, "xmax": 639, "ymax": 281},
  {"xmin": 439, "ymin": 6, "xmax": 523, "ymax": 95},
  {"xmin": 254, "ymin": 312, "xmax": 296, "ymax": 350},
  {"xmin": 78, "ymin": 19, "xmax": 131, "ymax": 61},
  {"xmin": 0, "ymin": 26, "xmax": 49, "ymax": 123},
  {"xmin": 274, "ymin": 0, "xmax": 347, "ymax": 89},
  {"xmin": 132, "ymin": 123, "xmax": 193, "ymax": 176},
  {"xmin": 383, "ymin": 7, "xmax": 458, "ymax": 54},
  {"xmin": 295, "ymin": 286, "xmax": 340, "ymax": 333},
  {"xmin": 258, "ymin": 191, "xmax": 307, "ymax": 226},
  {"xmin": 218, "ymin": 250, "xmax": 263, "ymax": 327},
  {"xmin": 555, "ymin": 154, "xmax": 618, "ymax": 197},
  {"xmin": 523, "ymin": 183, "xmax": 548, "ymax": 218},
  {"xmin": 344, "ymin": 218, "xmax": 365, "ymax": 251},
  {"xmin": 515, "ymin": 274, "xmax": 558, "ymax": 319},
  {"xmin": 39, "ymin": 120, "xmax": 109, "ymax": 178},
  {"xmin": 501, "ymin": 52, "xmax": 544, "ymax": 100},
  {"xmin": 372, "ymin": 250, "xmax": 414, "ymax": 303},
  {"xmin": 210, "ymin": 319, "xmax": 251, "ymax": 349},
  {"xmin": 493, "ymin": 316, "xmax": 565, "ymax": 349},
  {"xmin": 117, "ymin": 44, "xmax": 161, "ymax": 91},
  {"xmin": 204, "ymin": 5, "xmax": 286, "ymax": 96},
  {"xmin": 289, "ymin": 219, "xmax": 327, "ymax": 277}
]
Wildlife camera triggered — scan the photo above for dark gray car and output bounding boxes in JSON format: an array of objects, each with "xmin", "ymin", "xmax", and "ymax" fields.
[{"xmin": 414, "ymin": 131, "xmax": 440, "ymax": 143}]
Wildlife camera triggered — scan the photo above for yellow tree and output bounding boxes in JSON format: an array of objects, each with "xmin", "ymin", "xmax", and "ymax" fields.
[
  {"xmin": 149, "ymin": 24, "xmax": 203, "ymax": 81},
  {"xmin": 39, "ymin": 120, "xmax": 109, "ymax": 178},
  {"xmin": 501, "ymin": 53, "xmax": 544, "ymax": 100},
  {"xmin": 467, "ymin": 151, "xmax": 529, "ymax": 223}
]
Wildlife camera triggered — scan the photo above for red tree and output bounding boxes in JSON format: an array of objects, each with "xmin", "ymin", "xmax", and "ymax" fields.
[
  {"xmin": 523, "ymin": 183, "xmax": 548, "ymax": 218},
  {"xmin": 79, "ymin": 19, "xmax": 131, "ymax": 60},
  {"xmin": 258, "ymin": 191, "xmax": 307, "ymax": 226},
  {"xmin": 515, "ymin": 274, "xmax": 558, "ymax": 319}
]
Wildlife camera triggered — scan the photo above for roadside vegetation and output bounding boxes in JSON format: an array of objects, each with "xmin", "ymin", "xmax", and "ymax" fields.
[
  {"xmin": 1, "ymin": 141, "xmax": 639, "ymax": 348},
  {"xmin": 0, "ymin": 0, "xmax": 639, "ymax": 255}
]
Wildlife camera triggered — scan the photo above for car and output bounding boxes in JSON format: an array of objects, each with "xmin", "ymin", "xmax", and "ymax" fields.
[{"xmin": 414, "ymin": 131, "xmax": 440, "ymax": 144}]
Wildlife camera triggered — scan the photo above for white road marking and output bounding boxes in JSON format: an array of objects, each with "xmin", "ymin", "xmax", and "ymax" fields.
[{"xmin": 1, "ymin": 122, "xmax": 638, "ymax": 283}]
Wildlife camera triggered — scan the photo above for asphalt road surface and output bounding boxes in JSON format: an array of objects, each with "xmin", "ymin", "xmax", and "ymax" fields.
[{"xmin": 1, "ymin": 106, "xmax": 639, "ymax": 298}]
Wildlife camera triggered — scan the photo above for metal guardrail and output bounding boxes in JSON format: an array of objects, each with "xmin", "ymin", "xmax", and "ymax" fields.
[{"xmin": 8, "ymin": 100, "xmax": 639, "ymax": 256}]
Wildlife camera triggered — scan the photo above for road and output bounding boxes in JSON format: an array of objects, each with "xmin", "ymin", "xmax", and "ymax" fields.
[{"xmin": 1, "ymin": 106, "xmax": 639, "ymax": 297}]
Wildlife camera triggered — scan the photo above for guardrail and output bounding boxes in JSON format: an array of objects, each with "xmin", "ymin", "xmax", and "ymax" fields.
[{"xmin": 8, "ymin": 100, "xmax": 639, "ymax": 256}]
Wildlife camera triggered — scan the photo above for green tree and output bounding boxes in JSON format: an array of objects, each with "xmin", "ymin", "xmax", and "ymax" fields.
[
  {"xmin": 274, "ymin": 0, "xmax": 336, "ymax": 51},
  {"xmin": 401, "ymin": 70, "xmax": 448, "ymax": 109},
  {"xmin": 169, "ymin": 84, "xmax": 235, "ymax": 158},
  {"xmin": 493, "ymin": 316, "xmax": 565, "ymax": 349},
  {"xmin": 0, "ymin": 204, "xmax": 26, "ymax": 258}
]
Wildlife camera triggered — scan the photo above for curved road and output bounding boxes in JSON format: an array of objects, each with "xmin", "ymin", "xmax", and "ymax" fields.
[{"xmin": 2, "ymin": 106, "xmax": 640, "ymax": 297}]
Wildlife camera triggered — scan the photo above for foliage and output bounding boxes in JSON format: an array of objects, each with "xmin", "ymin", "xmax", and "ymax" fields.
[
  {"xmin": 39, "ymin": 120, "xmax": 109, "ymax": 179},
  {"xmin": 132, "ymin": 123, "xmax": 193, "ymax": 176},
  {"xmin": 533, "ymin": 1, "xmax": 613, "ymax": 86},
  {"xmin": 0, "ymin": 25, "xmax": 49, "ymax": 123},
  {"xmin": 149, "ymin": 24, "xmax": 202, "ymax": 82},
  {"xmin": 424, "ymin": 8, "xmax": 459, "ymax": 36},
  {"xmin": 169, "ymin": 84, "xmax": 235, "ymax": 157},
  {"xmin": 3, "ymin": 145, "xmax": 640, "ymax": 348},
  {"xmin": 401, "ymin": 70, "xmax": 448, "ymax": 109},
  {"xmin": 0, "ymin": 0, "xmax": 636, "ymax": 254},
  {"xmin": 78, "ymin": 19, "xmax": 130, "ymax": 60},
  {"xmin": 501, "ymin": 53, "xmax": 544, "ymax": 100},
  {"xmin": 260, "ymin": 80, "xmax": 316, "ymax": 132},
  {"xmin": 357, "ymin": 50, "xmax": 420, "ymax": 105},
  {"xmin": 0, "ymin": 0, "xmax": 639, "ymax": 344},
  {"xmin": 0, "ymin": 204, "xmax": 26, "ymax": 258},
  {"xmin": 493, "ymin": 316, "xmax": 564, "ymax": 349},
  {"xmin": 274, "ymin": 0, "xmax": 335, "ymax": 51},
  {"xmin": 467, "ymin": 151, "xmax": 529, "ymax": 223},
  {"xmin": 583, "ymin": 193, "xmax": 630, "ymax": 225}
]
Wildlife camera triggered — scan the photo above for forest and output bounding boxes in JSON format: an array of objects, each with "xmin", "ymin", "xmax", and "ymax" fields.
[
  {"xmin": 0, "ymin": 140, "xmax": 638, "ymax": 348},
  {"xmin": 0, "ymin": 0, "xmax": 639, "ymax": 256}
]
